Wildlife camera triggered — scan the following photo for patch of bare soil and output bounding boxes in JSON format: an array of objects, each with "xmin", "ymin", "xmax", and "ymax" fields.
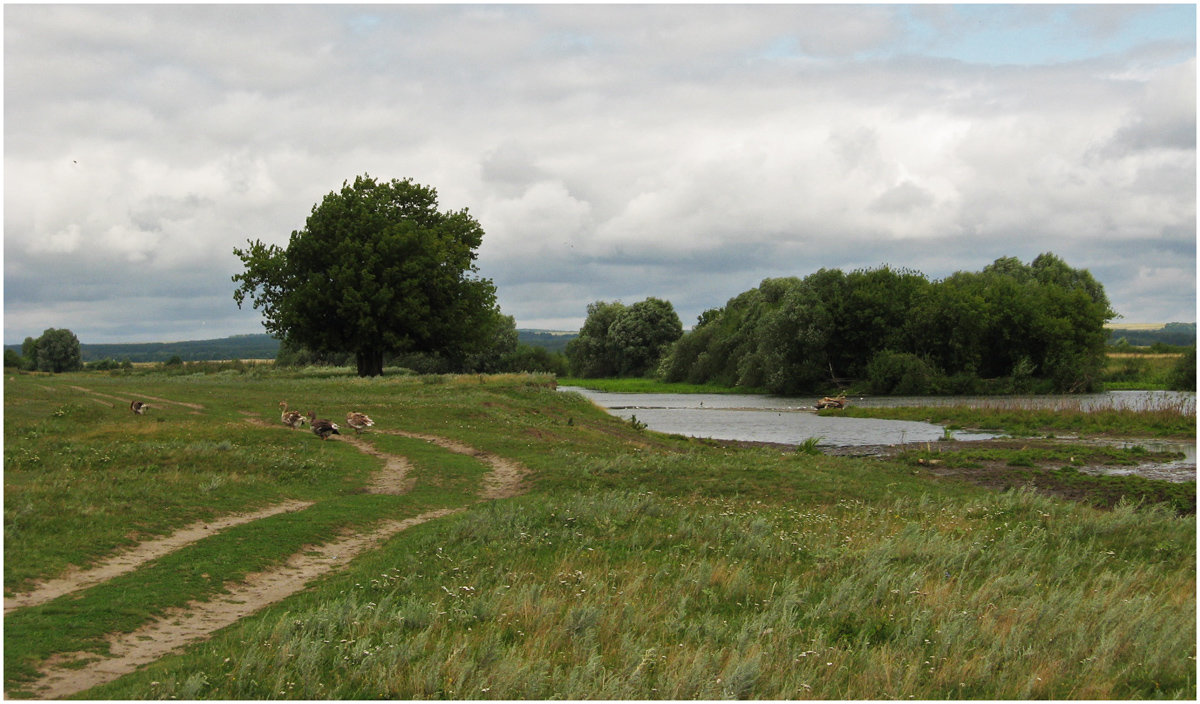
[
  {"xmin": 21, "ymin": 508, "xmax": 462, "ymax": 700},
  {"xmin": 3, "ymin": 500, "xmax": 313, "ymax": 614}
]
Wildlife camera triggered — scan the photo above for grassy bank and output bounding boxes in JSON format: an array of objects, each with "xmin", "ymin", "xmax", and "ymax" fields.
[
  {"xmin": 4, "ymin": 370, "xmax": 1195, "ymax": 699},
  {"xmin": 1103, "ymin": 351, "xmax": 1187, "ymax": 390},
  {"xmin": 838, "ymin": 401, "xmax": 1195, "ymax": 439}
]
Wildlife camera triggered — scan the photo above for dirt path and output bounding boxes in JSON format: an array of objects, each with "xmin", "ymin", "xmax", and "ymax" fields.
[
  {"xmin": 383, "ymin": 429, "xmax": 530, "ymax": 500},
  {"xmin": 22, "ymin": 508, "xmax": 462, "ymax": 700},
  {"xmin": 339, "ymin": 434, "xmax": 415, "ymax": 495},
  {"xmin": 3, "ymin": 500, "xmax": 313, "ymax": 614},
  {"xmin": 10, "ymin": 421, "xmax": 530, "ymax": 700}
]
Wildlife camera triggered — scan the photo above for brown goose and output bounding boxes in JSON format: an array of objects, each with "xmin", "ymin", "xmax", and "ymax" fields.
[
  {"xmin": 345, "ymin": 411, "xmax": 375, "ymax": 434},
  {"xmin": 307, "ymin": 411, "xmax": 340, "ymax": 440},
  {"xmin": 279, "ymin": 401, "xmax": 306, "ymax": 428}
]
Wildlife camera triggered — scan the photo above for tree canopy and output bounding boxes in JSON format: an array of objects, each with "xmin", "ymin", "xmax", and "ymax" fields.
[
  {"xmin": 661, "ymin": 254, "xmax": 1116, "ymax": 394},
  {"xmin": 20, "ymin": 328, "xmax": 83, "ymax": 373},
  {"xmin": 233, "ymin": 175, "xmax": 506, "ymax": 376},
  {"xmin": 566, "ymin": 298, "xmax": 683, "ymax": 378}
]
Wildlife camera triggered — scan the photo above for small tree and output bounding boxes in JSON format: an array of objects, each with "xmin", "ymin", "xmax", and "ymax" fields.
[
  {"xmin": 1167, "ymin": 346, "xmax": 1196, "ymax": 391},
  {"xmin": 566, "ymin": 301, "xmax": 626, "ymax": 377},
  {"xmin": 4, "ymin": 348, "xmax": 23, "ymax": 368},
  {"xmin": 20, "ymin": 336, "xmax": 38, "ymax": 371},
  {"xmin": 233, "ymin": 175, "xmax": 505, "ymax": 377}
]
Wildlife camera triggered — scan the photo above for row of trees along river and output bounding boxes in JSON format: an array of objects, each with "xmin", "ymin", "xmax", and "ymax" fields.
[{"xmin": 568, "ymin": 255, "xmax": 1194, "ymax": 395}]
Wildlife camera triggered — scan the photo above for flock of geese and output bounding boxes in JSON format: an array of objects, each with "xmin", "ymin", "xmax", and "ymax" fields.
[
  {"xmin": 128, "ymin": 398, "xmax": 373, "ymax": 441},
  {"xmin": 279, "ymin": 401, "xmax": 374, "ymax": 440}
]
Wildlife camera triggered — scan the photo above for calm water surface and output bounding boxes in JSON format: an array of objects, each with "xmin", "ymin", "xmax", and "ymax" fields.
[
  {"xmin": 562, "ymin": 387, "xmax": 1196, "ymax": 482},
  {"xmin": 561, "ymin": 388, "xmax": 1001, "ymax": 447}
]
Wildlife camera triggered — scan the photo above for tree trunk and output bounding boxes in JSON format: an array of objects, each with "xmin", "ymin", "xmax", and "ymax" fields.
[{"xmin": 356, "ymin": 348, "xmax": 385, "ymax": 377}]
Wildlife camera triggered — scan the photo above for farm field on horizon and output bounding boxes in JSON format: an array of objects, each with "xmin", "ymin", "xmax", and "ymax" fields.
[{"xmin": 3, "ymin": 369, "xmax": 1195, "ymax": 699}]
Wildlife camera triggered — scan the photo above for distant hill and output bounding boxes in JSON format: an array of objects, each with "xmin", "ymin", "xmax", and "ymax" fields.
[
  {"xmin": 5, "ymin": 334, "xmax": 282, "ymax": 363},
  {"xmin": 1106, "ymin": 322, "xmax": 1195, "ymax": 347},
  {"xmin": 517, "ymin": 329, "xmax": 577, "ymax": 354},
  {"xmin": 6, "ymin": 330, "xmax": 580, "ymax": 364}
]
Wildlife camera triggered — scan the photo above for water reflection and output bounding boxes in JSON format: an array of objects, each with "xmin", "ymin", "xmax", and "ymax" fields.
[{"xmin": 561, "ymin": 387, "xmax": 1000, "ymax": 447}]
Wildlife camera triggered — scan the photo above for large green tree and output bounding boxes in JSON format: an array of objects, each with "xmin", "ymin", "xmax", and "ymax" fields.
[
  {"xmin": 29, "ymin": 328, "xmax": 82, "ymax": 373},
  {"xmin": 233, "ymin": 175, "xmax": 504, "ymax": 377},
  {"xmin": 609, "ymin": 297, "xmax": 684, "ymax": 376},
  {"xmin": 566, "ymin": 298, "xmax": 683, "ymax": 378}
]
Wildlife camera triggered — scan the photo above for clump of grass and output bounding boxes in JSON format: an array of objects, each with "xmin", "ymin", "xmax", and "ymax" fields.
[{"xmin": 796, "ymin": 437, "xmax": 823, "ymax": 455}]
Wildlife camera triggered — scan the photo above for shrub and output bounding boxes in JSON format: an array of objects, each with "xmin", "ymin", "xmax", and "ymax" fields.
[
  {"xmin": 866, "ymin": 351, "xmax": 938, "ymax": 395},
  {"xmin": 1167, "ymin": 346, "xmax": 1196, "ymax": 391}
]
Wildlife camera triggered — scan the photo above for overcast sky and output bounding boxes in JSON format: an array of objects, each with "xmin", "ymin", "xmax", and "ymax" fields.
[{"xmin": 4, "ymin": 4, "xmax": 1196, "ymax": 344}]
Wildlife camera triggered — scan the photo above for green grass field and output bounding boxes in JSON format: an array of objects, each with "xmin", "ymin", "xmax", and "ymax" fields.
[{"xmin": 4, "ymin": 369, "xmax": 1195, "ymax": 699}]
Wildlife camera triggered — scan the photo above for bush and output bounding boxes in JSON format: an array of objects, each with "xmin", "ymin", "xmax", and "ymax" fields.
[
  {"xmin": 1167, "ymin": 347, "xmax": 1196, "ymax": 391},
  {"xmin": 865, "ymin": 351, "xmax": 938, "ymax": 395},
  {"xmin": 498, "ymin": 345, "xmax": 569, "ymax": 376},
  {"xmin": 86, "ymin": 358, "xmax": 126, "ymax": 371}
]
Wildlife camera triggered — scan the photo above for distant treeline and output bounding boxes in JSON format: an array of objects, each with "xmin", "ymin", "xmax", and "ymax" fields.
[
  {"xmin": 1107, "ymin": 323, "xmax": 1195, "ymax": 348},
  {"xmin": 515, "ymin": 330, "xmax": 577, "ymax": 355},
  {"xmin": 6, "ymin": 330, "xmax": 578, "ymax": 364},
  {"xmin": 46, "ymin": 334, "xmax": 280, "ymax": 363}
]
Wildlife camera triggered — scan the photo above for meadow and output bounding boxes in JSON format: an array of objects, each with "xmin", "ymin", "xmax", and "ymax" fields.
[{"xmin": 3, "ymin": 368, "xmax": 1195, "ymax": 699}]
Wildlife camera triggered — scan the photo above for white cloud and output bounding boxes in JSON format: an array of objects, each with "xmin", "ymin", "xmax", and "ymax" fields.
[{"xmin": 3, "ymin": 4, "xmax": 1195, "ymax": 343}]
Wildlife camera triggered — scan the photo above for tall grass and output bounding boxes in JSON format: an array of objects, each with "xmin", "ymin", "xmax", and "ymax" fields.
[{"xmin": 93, "ymin": 489, "xmax": 1194, "ymax": 699}]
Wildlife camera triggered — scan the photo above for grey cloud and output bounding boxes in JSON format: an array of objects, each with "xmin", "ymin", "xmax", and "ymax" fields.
[
  {"xmin": 4, "ymin": 4, "xmax": 1195, "ymax": 344},
  {"xmin": 870, "ymin": 182, "xmax": 936, "ymax": 214}
]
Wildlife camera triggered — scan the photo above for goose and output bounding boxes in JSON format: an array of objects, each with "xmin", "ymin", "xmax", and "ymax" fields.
[
  {"xmin": 307, "ymin": 411, "xmax": 340, "ymax": 440},
  {"xmin": 279, "ymin": 401, "xmax": 306, "ymax": 428},
  {"xmin": 345, "ymin": 411, "xmax": 375, "ymax": 434},
  {"xmin": 130, "ymin": 400, "xmax": 148, "ymax": 415}
]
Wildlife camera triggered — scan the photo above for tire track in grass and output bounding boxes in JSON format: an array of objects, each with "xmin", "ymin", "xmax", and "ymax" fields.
[
  {"xmin": 66, "ymin": 386, "xmax": 205, "ymax": 411},
  {"xmin": 14, "ymin": 422, "xmax": 530, "ymax": 699},
  {"xmin": 3, "ymin": 501, "xmax": 313, "ymax": 614},
  {"xmin": 22, "ymin": 508, "xmax": 462, "ymax": 700}
]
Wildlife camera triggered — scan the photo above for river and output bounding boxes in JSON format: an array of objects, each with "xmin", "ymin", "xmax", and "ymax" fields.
[
  {"xmin": 561, "ymin": 387, "xmax": 1196, "ymax": 481},
  {"xmin": 561, "ymin": 387, "xmax": 1003, "ymax": 446}
]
